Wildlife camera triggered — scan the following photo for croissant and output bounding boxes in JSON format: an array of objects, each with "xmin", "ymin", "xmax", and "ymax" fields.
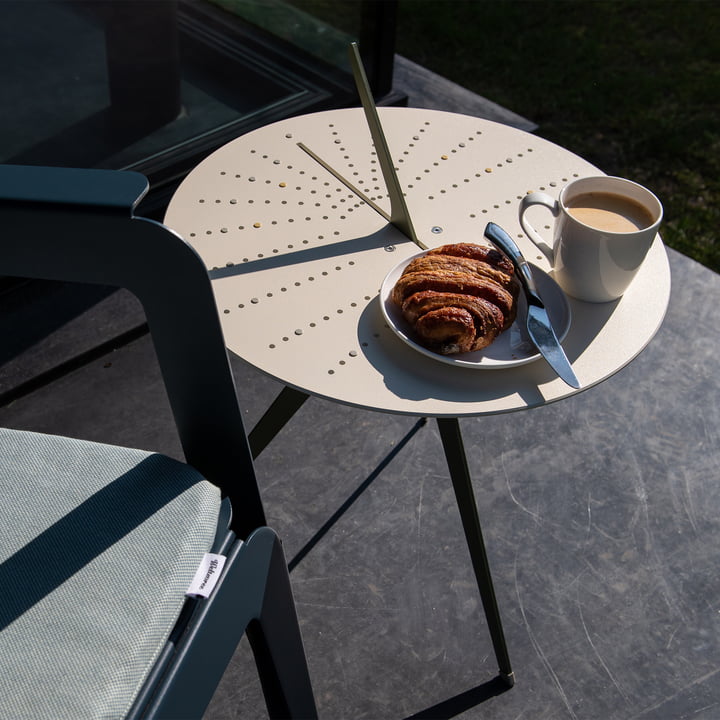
[{"xmin": 392, "ymin": 243, "xmax": 519, "ymax": 355}]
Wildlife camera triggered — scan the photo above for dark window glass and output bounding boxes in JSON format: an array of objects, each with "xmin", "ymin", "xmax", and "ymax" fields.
[{"xmin": 1, "ymin": 0, "xmax": 397, "ymax": 212}]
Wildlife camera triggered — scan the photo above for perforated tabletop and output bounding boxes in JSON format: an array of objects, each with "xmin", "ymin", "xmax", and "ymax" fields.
[{"xmin": 165, "ymin": 108, "xmax": 670, "ymax": 417}]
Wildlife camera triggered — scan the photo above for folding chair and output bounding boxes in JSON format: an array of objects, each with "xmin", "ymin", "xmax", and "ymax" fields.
[{"xmin": 0, "ymin": 164, "xmax": 317, "ymax": 719}]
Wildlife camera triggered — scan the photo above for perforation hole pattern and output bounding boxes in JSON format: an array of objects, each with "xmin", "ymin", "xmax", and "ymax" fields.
[{"xmin": 171, "ymin": 108, "xmax": 594, "ymax": 382}]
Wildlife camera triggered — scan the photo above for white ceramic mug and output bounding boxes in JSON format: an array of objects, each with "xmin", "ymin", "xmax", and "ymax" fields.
[{"xmin": 519, "ymin": 176, "xmax": 663, "ymax": 302}]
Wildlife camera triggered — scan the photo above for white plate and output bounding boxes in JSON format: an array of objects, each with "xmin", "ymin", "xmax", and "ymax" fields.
[{"xmin": 380, "ymin": 250, "xmax": 572, "ymax": 369}]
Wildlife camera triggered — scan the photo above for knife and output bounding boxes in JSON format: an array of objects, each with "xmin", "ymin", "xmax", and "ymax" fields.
[{"xmin": 484, "ymin": 222, "xmax": 581, "ymax": 388}]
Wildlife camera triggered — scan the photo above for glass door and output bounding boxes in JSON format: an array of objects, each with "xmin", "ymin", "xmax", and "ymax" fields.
[{"xmin": 1, "ymin": 0, "xmax": 399, "ymax": 214}]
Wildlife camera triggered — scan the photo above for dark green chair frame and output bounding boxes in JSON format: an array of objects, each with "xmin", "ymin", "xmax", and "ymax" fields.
[{"xmin": 0, "ymin": 164, "xmax": 317, "ymax": 719}]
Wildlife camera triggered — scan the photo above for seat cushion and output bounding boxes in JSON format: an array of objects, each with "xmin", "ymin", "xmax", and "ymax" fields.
[{"xmin": 0, "ymin": 428, "xmax": 222, "ymax": 719}]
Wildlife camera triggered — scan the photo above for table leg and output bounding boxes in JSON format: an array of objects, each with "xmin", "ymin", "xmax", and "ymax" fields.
[
  {"xmin": 249, "ymin": 386, "xmax": 309, "ymax": 460},
  {"xmin": 436, "ymin": 417, "xmax": 514, "ymax": 686}
]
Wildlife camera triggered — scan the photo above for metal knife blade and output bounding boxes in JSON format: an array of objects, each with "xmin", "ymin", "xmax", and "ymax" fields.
[{"xmin": 484, "ymin": 222, "xmax": 581, "ymax": 388}]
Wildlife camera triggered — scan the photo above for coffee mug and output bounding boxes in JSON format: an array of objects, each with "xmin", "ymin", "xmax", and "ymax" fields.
[{"xmin": 519, "ymin": 176, "xmax": 663, "ymax": 302}]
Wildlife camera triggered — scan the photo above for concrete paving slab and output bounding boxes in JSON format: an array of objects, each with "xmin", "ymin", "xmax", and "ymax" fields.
[
  {"xmin": 0, "ymin": 281, "xmax": 145, "ymax": 402},
  {"xmin": 2, "ymin": 248, "xmax": 719, "ymax": 719}
]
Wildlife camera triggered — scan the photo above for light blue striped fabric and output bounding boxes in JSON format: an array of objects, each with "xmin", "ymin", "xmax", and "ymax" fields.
[{"xmin": 0, "ymin": 428, "xmax": 222, "ymax": 719}]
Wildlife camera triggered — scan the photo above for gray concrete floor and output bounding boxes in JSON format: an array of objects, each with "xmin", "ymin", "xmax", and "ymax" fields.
[{"xmin": 2, "ymin": 50, "xmax": 720, "ymax": 720}]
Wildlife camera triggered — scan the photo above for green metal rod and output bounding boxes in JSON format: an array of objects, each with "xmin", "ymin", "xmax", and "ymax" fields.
[{"xmin": 348, "ymin": 42, "xmax": 427, "ymax": 250}]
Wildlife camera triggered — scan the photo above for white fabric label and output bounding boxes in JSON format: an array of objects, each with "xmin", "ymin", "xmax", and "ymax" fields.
[{"xmin": 186, "ymin": 553, "xmax": 227, "ymax": 598}]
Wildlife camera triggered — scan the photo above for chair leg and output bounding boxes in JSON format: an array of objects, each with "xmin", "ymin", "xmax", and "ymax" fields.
[
  {"xmin": 247, "ymin": 532, "xmax": 318, "ymax": 719},
  {"xmin": 436, "ymin": 417, "xmax": 514, "ymax": 686},
  {"xmin": 136, "ymin": 528, "xmax": 316, "ymax": 719}
]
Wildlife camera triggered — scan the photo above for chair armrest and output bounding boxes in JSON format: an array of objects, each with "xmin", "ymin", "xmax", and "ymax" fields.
[
  {"xmin": 0, "ymin": 164, "xmax": 148, "ymax": 212},
  {"xmin": 0, "ymin": 165, "xmax": 266, "ymax": 538}
]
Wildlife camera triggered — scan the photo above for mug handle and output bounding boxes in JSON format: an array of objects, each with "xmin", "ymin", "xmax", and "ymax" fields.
[{"xmin": 519, "ymin": 192, "xmax": 558, "ymax": 262}]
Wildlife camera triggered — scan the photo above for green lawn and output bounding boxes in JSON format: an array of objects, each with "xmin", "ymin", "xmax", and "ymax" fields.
[{"xmin": 396, "ymin": 0, "xmax": 720, "ymax": 273}]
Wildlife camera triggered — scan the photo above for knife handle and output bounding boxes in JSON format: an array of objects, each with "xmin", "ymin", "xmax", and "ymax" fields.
[{"xmin": 484, "ymin": 222, "xmax": 544, "ymax": 308}]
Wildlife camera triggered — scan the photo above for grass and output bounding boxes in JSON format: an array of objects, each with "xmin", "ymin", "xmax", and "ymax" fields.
[{"xmin": 395, "ymin": 0, "xmax": 720, "ymax": 273}]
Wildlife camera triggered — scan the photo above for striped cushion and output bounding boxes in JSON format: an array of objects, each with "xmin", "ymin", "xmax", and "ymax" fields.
[{"xmin": 0, "ymin": 428, "xmax": 221, "ymax": 719}]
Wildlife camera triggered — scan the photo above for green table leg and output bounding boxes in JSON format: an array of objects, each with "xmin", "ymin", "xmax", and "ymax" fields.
[
  {"xmin": 249, "ymin": 386, "xmax": 309, "ymax": 460},
  {"xmin": 436, "ymin": 417, "xmax": 514, "ymax": 686}
]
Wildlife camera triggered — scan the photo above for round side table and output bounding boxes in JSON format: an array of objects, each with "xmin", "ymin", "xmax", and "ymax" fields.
[{"xmin": 166, "ymin": 107, "xmax": 670, "ymax": 684}]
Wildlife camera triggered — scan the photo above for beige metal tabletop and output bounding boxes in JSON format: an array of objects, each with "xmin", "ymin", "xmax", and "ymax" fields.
[{"xmin": 165, "ymin": 107, "xmax": 670, "ymax": 417}]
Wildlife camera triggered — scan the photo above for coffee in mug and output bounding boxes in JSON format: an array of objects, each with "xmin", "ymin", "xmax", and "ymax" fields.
[{"xmin": 519, "ymin": 176, "xmax": 663, "ymax": 302}]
